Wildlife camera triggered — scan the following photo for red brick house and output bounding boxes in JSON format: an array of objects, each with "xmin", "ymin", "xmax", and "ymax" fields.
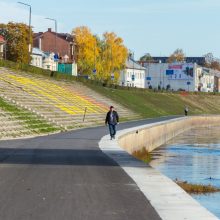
[{"xmin": 33, "ymin": 28, "xmax": 75, "ymax": 62}]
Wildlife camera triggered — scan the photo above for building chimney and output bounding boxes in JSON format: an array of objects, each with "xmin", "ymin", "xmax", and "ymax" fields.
[{"xmin": 48, "ymin": 28, "xmax": 52, "ymax": 32}]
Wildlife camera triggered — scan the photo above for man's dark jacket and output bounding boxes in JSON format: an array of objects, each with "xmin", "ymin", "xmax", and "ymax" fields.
[{"xmin": 105, "ymin": 111, "xmax": 119, "ymax": 125}]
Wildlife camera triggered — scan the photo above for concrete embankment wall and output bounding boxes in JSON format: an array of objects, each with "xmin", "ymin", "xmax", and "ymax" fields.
[
  {"xmin": 99, "ymin": 116, "xmax": 220, "ymax": 220},
  {"xmin": 118, "ymin": 116, "xmax": 220, "ymax": 154}
]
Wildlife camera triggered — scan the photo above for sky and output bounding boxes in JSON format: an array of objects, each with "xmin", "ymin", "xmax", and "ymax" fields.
[{"xmin": 0, "ymin": 0, "xmax": 220, "ymax": 59}]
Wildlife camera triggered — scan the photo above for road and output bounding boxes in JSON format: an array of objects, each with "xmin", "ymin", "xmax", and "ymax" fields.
[{"xmin": 0, "ymin": 116, "xmax": 177, "ymax": 220}]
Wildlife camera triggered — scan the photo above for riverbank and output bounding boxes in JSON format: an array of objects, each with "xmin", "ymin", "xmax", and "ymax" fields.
[{"xmin": 99, "ymin": 116, "xmax": 220, "ymax": 220}]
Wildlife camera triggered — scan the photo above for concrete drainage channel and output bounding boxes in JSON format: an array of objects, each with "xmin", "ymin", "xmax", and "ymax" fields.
[{"xmin": 99, "ymin": 117, "xmax": 220, "ymax": 220}]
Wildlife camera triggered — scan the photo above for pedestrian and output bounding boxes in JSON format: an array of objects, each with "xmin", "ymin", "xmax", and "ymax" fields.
[
  {"xmin": 105, "ymin": 106, "xmax": 119, "ymax": 140},
  {"xmin": 184, "ymin": 106, "xmax": 189, "ymax": 116}
]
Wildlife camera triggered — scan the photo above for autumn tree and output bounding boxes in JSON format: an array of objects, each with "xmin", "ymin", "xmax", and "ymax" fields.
[
  {"xmin": 72, "ymin": 26, "xmax": 128, "ymax": 82},
  {"xmin": 168, "ymin": 49, "xmax": 185, "ymax": 63},
  {"xmin": 72, "ymin": 26, "xmax": 99, "ymax": 75},
  {"xmin": 99, "ymin": 32, "xmax": 128, "ymax": 82},
  {"xmin": 0, "ymin": 22, "xmax": 33, "ymax": 64}
]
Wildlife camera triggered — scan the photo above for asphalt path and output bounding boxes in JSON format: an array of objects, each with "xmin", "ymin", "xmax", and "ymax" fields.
[{"xmin": 0, "ymin": 116, "xmax": 178, "ymax": 220}]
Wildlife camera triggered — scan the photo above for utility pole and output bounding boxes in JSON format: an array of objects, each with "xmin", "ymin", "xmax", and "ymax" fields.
[{"xmin": 18, "ymin": 2, "xmax": 32, "ymax": 64}]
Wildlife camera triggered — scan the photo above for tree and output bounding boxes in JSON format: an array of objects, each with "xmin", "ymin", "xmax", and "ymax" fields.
[
  {"xmin": 72, "ymin": 26, "xmax": 99, "ymax": 75},
  {"xmin": 99, "ymin": 32, "xmax": 128, "ymax": 82},
  {"xmin": 72, "ymin": 27, "xmax": 128, "ymax": 82},
  {"xmin": 0, "ymin": 22, "xmax": 32, "ymax": 64},
  {"xmin": 168, "ymin": 49, "xmax": 185, "ymax": 63},
  {"xmin": 210, "ymin": 61, "xmax": 220, "ymax": 71},
  {"xmin": 204, "ymin": 52, "xmax": 214, "ymax": 65},
  {"xmin": 140, "ymin": 53, "xmax": 153, "ymax": 63}
]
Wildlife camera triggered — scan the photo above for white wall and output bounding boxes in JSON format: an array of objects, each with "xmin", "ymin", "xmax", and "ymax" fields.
[
  {"xmin": 143, "ymin": 63, "xmax": 197, "ymax": 91},
  {"xmin": 42, "ymin": 53, "xmax": 57, "ymax": 71},
  {"xmin": 120, "ymin": 68, "xmax": 146, "ymax": 88},
  {"xmin": 31, "ymin": 54, "xmax": 43, "ymax": 68}
]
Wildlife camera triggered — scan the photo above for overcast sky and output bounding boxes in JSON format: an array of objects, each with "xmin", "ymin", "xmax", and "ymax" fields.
[{"xmin": 0, "ymin": 0, "xmax": 220, "ymax": 59}]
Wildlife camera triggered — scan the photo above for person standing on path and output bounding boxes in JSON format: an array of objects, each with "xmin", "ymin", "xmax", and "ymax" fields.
[
  {"xmin": 105, "ymin": 106, "xmax": 119, "ymax": 140},
  {"xmin": 184, "ymin": 106, "xmax": 189, "ymax": 116}
]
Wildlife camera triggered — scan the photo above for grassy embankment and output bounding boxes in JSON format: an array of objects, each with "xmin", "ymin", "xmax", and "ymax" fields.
[
  {"xmin": 0, "ymin": 97, "xmax": 61, "ymax": 134},
  {"xmin": 85, "ymin": 83, "xmax": 220, "ymax": 118},
  {"xmin": 1, "ymin": 59, "xmax": 220, "ymax": 119}
]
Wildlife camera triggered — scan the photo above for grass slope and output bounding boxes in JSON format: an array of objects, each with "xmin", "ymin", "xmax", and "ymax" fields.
[
  {"xmin": 0, "ymin": 97, "xmax": 60, "ymax": 134},
  {"xmin": 1, "ymin": 60, "xmax": 220, "ymax": 119},
  {"xmin": 85, "ymin": 84, "xmax": 220, "ymax": 118}
]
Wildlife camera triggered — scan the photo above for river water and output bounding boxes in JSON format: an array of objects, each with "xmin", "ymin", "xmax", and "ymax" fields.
[{"xmin": 150, "ymin": 126, "xmax": 220, "ymax": 219}]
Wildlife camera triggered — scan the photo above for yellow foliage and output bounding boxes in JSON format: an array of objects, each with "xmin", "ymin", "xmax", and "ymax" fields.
[
  {"xmin": 72, "ymin": 26, "xmax": 99, "ymax": 75},
  {"xmin": 72, "ymin": 26, "xmax": 128, "ymax": 83},
  {"xmin": 168, "ymin": 49, "xmax": 185, "ymax": 63}
]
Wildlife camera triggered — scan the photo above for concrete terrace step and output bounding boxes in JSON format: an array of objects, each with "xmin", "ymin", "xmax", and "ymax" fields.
[{"xmin": 0, "ymin": 67, "xmax": 139, "ymax": 132}]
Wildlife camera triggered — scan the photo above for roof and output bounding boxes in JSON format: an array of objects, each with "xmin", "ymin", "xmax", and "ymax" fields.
[
  {"xmin": 34, "ymin": 30, "xmax": 74, "ymax": 43},
  {"xmin": 0, "ymin": 35, "xmax": 5, "ymax": 43},
  {"xmin": 32, "ymin": 47, "xmax": 45, "ymax": 56},
  {"xmin": 126, "ymin": 58, "xmax": 146, "ymax": 70}
]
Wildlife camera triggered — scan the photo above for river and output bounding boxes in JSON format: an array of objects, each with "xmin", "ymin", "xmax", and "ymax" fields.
[{"xmin": 150, "ymin": 126, "xmax": 220, "ymax": 219}]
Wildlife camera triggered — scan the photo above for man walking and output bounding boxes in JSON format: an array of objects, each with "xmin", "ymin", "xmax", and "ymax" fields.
[{"xmin": 105, "ymin": 106, "xmax": 119, "ymax": 140}]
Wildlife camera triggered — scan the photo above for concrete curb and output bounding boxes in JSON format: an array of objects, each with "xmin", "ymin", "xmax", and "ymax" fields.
[{"xmin": 99, "ymin": 117, "xmax": 219, "ymax": 220}]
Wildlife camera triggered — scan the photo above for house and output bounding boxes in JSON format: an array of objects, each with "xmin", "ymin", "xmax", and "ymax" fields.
[
  {"xmin": 42, "ymin": 52, "xmax": 58, "ymax": 71},
  {"xmin": 0, "ymin": 35, "xmax": 5, "ymax": 59},
  {"xmin": 33, "ymin": 28, "xmax": 75, "ymax": 62},
  {"xmin": 31, "ymin": 48, "xmax": 44, "ymax": 68},
  {"xmin": 143, "ymin": 62, "xmax": 217, "ymax": 92},
  {"xmin": 31, "ymin": 47, "xmax": 77, "ymax": 75},
  {"xmin": 120, "ymin": 58, "xmax": 146, "ymax": 88}
]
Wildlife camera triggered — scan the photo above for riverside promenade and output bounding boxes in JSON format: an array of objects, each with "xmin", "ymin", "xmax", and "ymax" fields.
[{"xmin": 0, "ymin": 117, "xmax": 177, "ymax": 220}]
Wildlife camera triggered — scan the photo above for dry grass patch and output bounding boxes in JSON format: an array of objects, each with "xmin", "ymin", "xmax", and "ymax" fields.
[{"xmin": 175, "ymin": 180, "xmax": 220, "ymax": 194}]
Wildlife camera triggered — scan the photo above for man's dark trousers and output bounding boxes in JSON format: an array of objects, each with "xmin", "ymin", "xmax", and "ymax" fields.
[{"xmin": 109, "ymin": 124, "xmax": 116, "ymax": 138}]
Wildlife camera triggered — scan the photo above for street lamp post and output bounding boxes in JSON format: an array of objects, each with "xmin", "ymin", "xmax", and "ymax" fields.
[
  {"xmin": 45, "ymin": 18, "xmax": 57, "ymax": 54},
  {"xmin": 18, "ymin": 2, "xmax": 31, "ymax": 64}
]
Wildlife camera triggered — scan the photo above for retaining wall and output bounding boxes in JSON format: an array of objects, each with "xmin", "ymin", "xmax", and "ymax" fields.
[
  {"xmin": 99, "ymin": 116, "xmax": 220, "ymax": 220},
  {"xmin": 118, "ymin": 116, "xmax": 220, "ymax": 154}
]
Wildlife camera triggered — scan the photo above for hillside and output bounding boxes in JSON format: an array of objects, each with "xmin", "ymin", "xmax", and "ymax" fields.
[
  {"xmin": 0, "ymin": 67, "xmax": 138, "ymax": 139},
  {"xmin": 1, "ymin": 64, "xmax": 220, "ymax": 139},
  {"xmin": 82, "ymin": 83, "xmax": 220, "ymax": 118},
  {"xmin": 86, "ymin": 84, "xmax": 220, "ymax": 118}
]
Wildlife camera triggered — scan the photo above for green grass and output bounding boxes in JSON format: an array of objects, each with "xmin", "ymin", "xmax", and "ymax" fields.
[
  {"xmin": 84, "ymin": 83, "xmax": 220, "ymax": 118},
  {"xmin": 0, "ymin": 97, "xmax": 61, "ymax": 134}
]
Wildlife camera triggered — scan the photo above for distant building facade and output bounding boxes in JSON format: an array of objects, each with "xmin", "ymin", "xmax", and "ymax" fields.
[
  {"xmin": 0, "ymin": 35, "xmax": 5, "ymax": 59},
  {"xmin": 120, "ymin": 58, "xmax": 146, "ymax": 88},
  {"xmin": 120, "ymin": 60, "xmax": 220, "ymax": 92},
  {"xmin": 33, "ymin": 28, "xmax": 75, "ymax": 62},
  {"xmin": 144, "ymin": 63, "xmax": 217, "ymax": 92},
  {"xmin": 31, "ymin": 48, "xmax": 44, "ymax": 68},
  {"xmin": 31, "ymin": 48, "xmax": 77, "ymax": 75}
]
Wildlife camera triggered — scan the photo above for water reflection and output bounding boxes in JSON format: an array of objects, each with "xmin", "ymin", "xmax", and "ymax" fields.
[{"xmin": 150, "ymin": 126, "xmax": 220, "ymax": 219}]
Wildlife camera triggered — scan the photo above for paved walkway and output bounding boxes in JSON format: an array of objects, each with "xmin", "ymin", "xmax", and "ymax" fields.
[{"xmin": 0, "ymin": 116, "xmax": 177, "ymax": 220}]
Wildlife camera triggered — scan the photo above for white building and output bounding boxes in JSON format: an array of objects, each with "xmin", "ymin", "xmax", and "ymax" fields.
[
  {"xmin": 120, "ymin": 58, "xmax": 146, "ymax": 88},
  {"xmin": 0, "ymin": 35, "xmax": 5, "ymax": 59},
  {"xmin": 31, "ymin": 48, "xmax": 44, "ymax": 68},
  {"xmin": 42, "ymin": 52, "xmax": 58, "ymax": 71},
  {"xmin": 31, "ymin": 48, "xmax": 58, "ymax": 71},
  {"xmin": 143, "ymin": 62, "xmax": 217, "ymax": 92}
]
